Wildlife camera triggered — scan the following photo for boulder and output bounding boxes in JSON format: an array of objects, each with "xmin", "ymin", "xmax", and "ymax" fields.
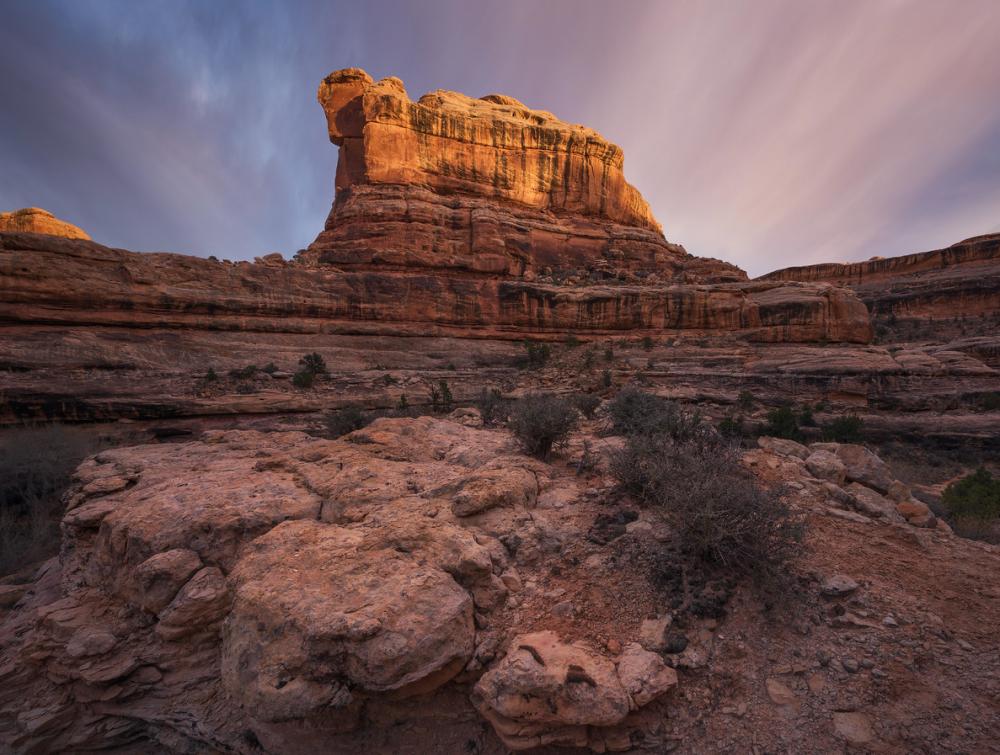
[
  {"xmin": 450, "ymin": 467, "xmax": 538, "ymax": 517},
  {"xmin": 819, "ymin": 443, "xmax": 896, "ymax": 494},
  {"xmin": 155, "ymin": 566, "xmax": 230, "ymax": 641},
  {"xmin": 222, "ymin": 519, "xmax": 475, "ymax": 721},
  {"xmin": 844, "ymin": 483, "xmax": 903, "ymax": 521},
  {"xmin": 805, "ymin": 450, "xmax": 847, "ymax": 485},
  {"xmin": 897, "ymin": 498, "xmax": 937, "ymax": 528},
  {"xmin": 472, "ymin": 630, "xmax": 675, "ymax": 751},
  {"xmin": 129, "ymin": 548, "xmax": 203, "ymax": 614},
  {"xmin": 757, "ymin": 436, "xmax": 810, "ymax": 460}
]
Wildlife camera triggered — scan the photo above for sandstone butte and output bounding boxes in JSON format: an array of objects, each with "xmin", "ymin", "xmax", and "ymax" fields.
[
  {"xmin": 0, "ymin": 207, "xmax": 89, "ymax": 240},
  {"xmin": 0, "ymin": 68, "xmax": 872, "ymax": 346}
]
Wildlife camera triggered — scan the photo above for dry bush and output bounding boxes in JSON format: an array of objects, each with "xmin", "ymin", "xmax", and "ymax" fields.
[
  {"xmin": 509, "ymin": 393, "xmax": 577, "ymax": 459},
  {"xmin": 611, "ymin": 427, "xmax": 805, "ymax": 593}
]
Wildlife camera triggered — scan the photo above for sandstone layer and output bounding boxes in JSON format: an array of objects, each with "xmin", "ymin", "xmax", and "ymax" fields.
[
  {"xmin": 761, "ymin": 233, "xmax": 1000, "ymax": 322},
  {"xmin": 0, "ymin": 207, "xmax": 89, "ymax": 240},
  {"xmin": 0, "ymin": 231, "xmax": 872, "ymax": 343}
]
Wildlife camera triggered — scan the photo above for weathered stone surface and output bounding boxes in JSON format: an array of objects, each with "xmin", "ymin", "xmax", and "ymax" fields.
[
  {"xmin": 815, "ymin": 443, "xmax": 895, "ymax": 494},
  {"xmin": 0, "ymin": 207, "xmax": 89, "ymax": 239},
  {"xmin": 758, "ymin": 436, "xmax": 810, "ymax": 460},
  {"xmin": 222, "ymin": 519, "xmax": 474, "ymax": 720},
  {"xmin": 130, "ymin": 548, "xmax": 203, "ymax": 615},
  {"xmin": 805, "ymin": 450, "xmax": 847, "ymax": 485},
  {"xmin": 471, "ymin": 630, "xmax": 670, "ymax": 750},
  {"xmin": 845, "ymin": 482, "xmax": 903, "ymax": 521},
  {"xmin": 761, "ymin": 233, "xmax": 1000, "ymax": 324},
  {"xmin": 450, "ymin": 466, "xmax": 538, "ymax": 517}
]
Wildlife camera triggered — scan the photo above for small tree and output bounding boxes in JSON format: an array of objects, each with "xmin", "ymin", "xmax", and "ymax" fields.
[
  {"xmin": 205, "ymin": 367, "xmax": 218, "ymax": 382},
  {"xmin": 821, "ymin": 414, "xmax": 864, "ymax": 443},
  {"xmin": 292, "ymin": 370, "xmax": 315, "ymax": 389},
  {"xmin": 572, "ymin": 392, "xmax": 601, "ymax": 419},
  {"xmin": 762, "ymin": 405, "xmax": 802, "ymax": 441},
  {"xmin": 477, "ymin": 387, "xmax": 508, "ymax": 427},
  {"xmin": 602, "ymin": 369, "xmax": 612, "ymax": 388},
  {"xmin": 522, "ymin": 341, "xmax": 551, "ymax": 369},
  {"xmin": 299, "ymin": 352, "xmax": 328, "ymax": 375},
  {"xmin": 509, "ymin": 394, "xmax": 578, "ymax": 459}
]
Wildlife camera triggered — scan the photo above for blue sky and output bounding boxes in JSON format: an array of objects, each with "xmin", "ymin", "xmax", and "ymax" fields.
[{"xmin": 2, "ymin": 0, "xmax": 998, "ymax": 276}]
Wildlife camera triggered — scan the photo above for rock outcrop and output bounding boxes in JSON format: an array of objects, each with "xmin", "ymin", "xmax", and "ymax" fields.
[
  {"xmin": 0, "ymin": 207, "xmax": 89, "ymax": 240},
  {"xmin": 760, "ymin": 233, "xmax": 1000, "ymax": 323}
]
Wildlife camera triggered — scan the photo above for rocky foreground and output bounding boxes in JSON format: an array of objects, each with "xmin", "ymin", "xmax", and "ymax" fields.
[{"xmin": 1, "ymin": 413, "xmax": 998, "ymax": 752}]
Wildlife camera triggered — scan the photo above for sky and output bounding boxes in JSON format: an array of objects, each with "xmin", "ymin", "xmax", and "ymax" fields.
[{"xmin": 1, "ymin": 0, "xmax": 999, "ymax": 277}]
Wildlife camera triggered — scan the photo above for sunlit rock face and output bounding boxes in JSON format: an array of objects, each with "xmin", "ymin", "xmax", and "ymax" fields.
[
  {"xmin": 304, "ymin": 68, "xmax": 730, "ymax": 281},
  {"xmin": 0, "ymin": 207, "xmax": 89, "ymax": 240}
]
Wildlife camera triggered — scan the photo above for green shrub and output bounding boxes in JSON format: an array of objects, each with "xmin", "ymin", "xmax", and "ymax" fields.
[
  {"xmin": 430, "ymin": 379, "xmax": 454, "ymax": 413},
  {"xmin": 522, "ymin": 341, "xmax": 551, "ymax": 369},
  {"xmin": 798, "ymin": 406, "xmax": 816, "ymax": 427},
  {"xmin": 292, "ymin": 370, "xmax": 315, "ymax": 389},
  {"xmin": 476, "ymin": 387, "xmax": 508, "ymax": 427},
  {"xmin": 572, "ymin": 392, "xmax": 601, "ymax": 419},
  {"xmin": 509, "ymin": 393, "xmax": 578, "ymax": 459},
  {"xmin": 737, "ymin": 390, "xmax": 754, "ymax": 411},
  {"xmin": 604, "ymin": 344, "xmax": 614, "ymax": 362},
  {"xmin": 762, "ymin": 405, "xmax": 802, "ymax": 442},
  {"xmin": 205, "ymin": 367, "xmax": 218, "ymax": 382},
  {"xmin": 942, "ymin": 468, "xmax": 1000, "ymax": 523},
  {"xmin": 821, "ymin": 413, "xmax": 864, "ymax": 443},
  {"xmin": 718, "ymin": 414, "xmax": 745, "ymax": 438},
  {"xmin": 229, "ymin": 364, "xmax": 258, "ymax": 380},
  {"xmin": 321, "ymin": 405, "xmax": 371, "ymax": 438},
  {"xmin": 642, "ymin": 336, "xmax": 654, "ymax": 351},
  {"xmin": 299, "ymin": 352, "xmax": 328, "ymax": 375},
  {"xmin": 601, "ymin": 368, "xmax": 612, "ymax": 388},
  {"xmin": 565, "ymin": 334, "xmax": 581, "ymax": 348},
  {"xmin": 397, "ymin": 393, "xmax": 409, "ymax": 412},
  {"xmin": 262, "ymin": 362, "xmax": 279, "ymax": 374}
]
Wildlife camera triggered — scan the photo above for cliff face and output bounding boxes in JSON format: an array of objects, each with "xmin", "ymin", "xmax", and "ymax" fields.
[
  {"xmin": 760, "ymin": 234, "xmax": 1000, "ymax": 320},
  {"xmin": 0, "ymin": 232, "xmax": 869, "ymax": 342},
  {"xmin": 304, "ymin": 69, "xmax": 741, "ymax": 283},
  {"xmin": 0, "ymin": 207, "xmax": 89, "ymax": 240}
]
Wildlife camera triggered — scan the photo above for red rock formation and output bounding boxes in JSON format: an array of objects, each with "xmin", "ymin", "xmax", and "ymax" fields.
[
  {"xmin": 760, "ymin": 233, "xmax": 1000, "ymax": 321},
  {"xmin": 0, "ymin": 207, "xmax": 89, "ymax": 240},
  {"xmin": 305, "ymin": 68, "xmax": 741, "ymax": 283},
  {"xmin": 0, "ymin": 232, "xmax": 870, "ymax": 342}
]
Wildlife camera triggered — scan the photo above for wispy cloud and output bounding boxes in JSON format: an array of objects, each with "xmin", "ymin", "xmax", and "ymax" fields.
[{"xmin": 1, "ymin": 0, "xmax": 997, "ymax": 276}]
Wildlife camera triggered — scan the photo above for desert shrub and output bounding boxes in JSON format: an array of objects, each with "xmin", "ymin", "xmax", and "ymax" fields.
[
  {"xmin": 299, "ymin": 352, "xmax": 328, "ymax": 375},
  {"xmin": 522, "ymin": 341, "xmax": 552, "ymax": 369},
  {"xmin": 508, "ymin": 393, "xmax": 577, "ymax": 459},
  {"xmin": 718, "ymin": 414, "xmax": 745, "ymax": 438},
  {"xmin": 798, "ymin": 406, "xmax": 816, "ymax": 427},
  {"xmin": 205, "ymin": 367, "xmax": 218, "ymax": 382},
  {"xmin": 604, "ymin": 344, "xmax": 614, "ymax": 362},
  {"xmin": 565, "ymin": 334, "xmax": 581, "ymax": 348},
  {"xmin": 607, "ymin": 387, "xmax": 707, "ymax": 442},
  {"xmin": 320, "ymin": 405, "xmax": 372, "ymax": 438},
  {"xmin": 292, "ymin": 370, "xmax": 315, "ymax": 389},
  {"xmin": 737, "ymin": 389, "xmax": 754, "ymax": 411},
  {"xmin": 0, "ymin": 425, "xmax": 102, "ymax": 575},
  {"xmin": 601, "ymin": 368, "xmax": 612, "ymax": 388},
  {"xmin": 572, "ymin": 392, "xmax": 601, "ymax": 419},
  {"xmin": 761, "ymin": 405, "xmax": 802, "ymax": 441},
  {"xmin": 642, "ymin": 336, "xmax": 654, "ymax": 351},
  {"xmin": 229, "ymin": 364, "xmax": 258, "ymax": 380},
  {"xmin": 429, "ymin": 380, "xmax": 454, "ymax": 413},
  {"xmin": 611, "ymin": 432, "xmax": 804, "ymax": 592},
  {"xmin": 397, "ymin": 393, "xmax": 409, "ymax": 412},
  {"xmin": 477, "ymin": 387, "xmax": 508, "ymax": 427},
  {"xmin": 821, "ymin": 413, "xmax": 864, "ymax": 443},
  {"xmin": 262, "ymin": 362, "xmax": 279, "ymax": 374},
  {"xmin": 942, "ymin": 468, "xmax": 1000, "ymax": 523},
  {"xmin": 582, "ymin": 348, "xmax": 595, "ymax": 369}
]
